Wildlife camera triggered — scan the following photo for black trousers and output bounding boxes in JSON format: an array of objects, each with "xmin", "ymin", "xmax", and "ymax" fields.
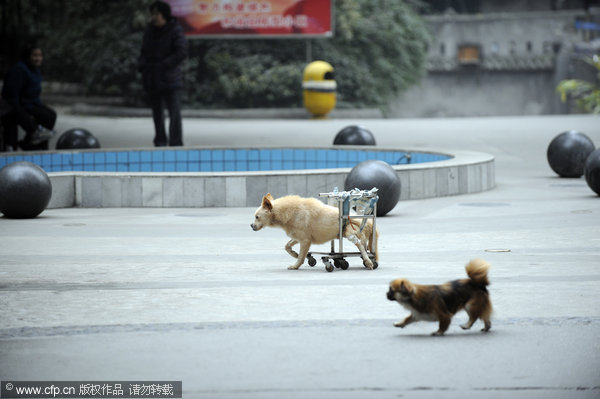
[
  {"xmin": 149, "ymin": 89, "xmax": 183, "ymax": 146},
  {"xmin": 1, "ymin": 102, "xmax": 56, "ymax": 150}
]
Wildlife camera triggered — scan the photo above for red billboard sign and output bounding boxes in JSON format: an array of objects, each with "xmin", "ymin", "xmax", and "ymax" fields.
[{"xmin": 167, "ymin": 0, "xmax": 333, "ymax": 38}]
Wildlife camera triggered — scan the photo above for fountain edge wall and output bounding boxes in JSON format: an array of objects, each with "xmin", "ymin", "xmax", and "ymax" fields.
[{"xmin": 46, "ymin": 149, "xmax": 494, "ymax": 209}]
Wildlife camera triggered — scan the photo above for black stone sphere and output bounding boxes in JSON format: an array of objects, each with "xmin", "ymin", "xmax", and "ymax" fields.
[
  {"xmin": 344, "ymin": 160, "xmax": 401, "ymax": 216},
  {"xmin": 0, "ymin": 161, "xmax": 52, "ymax": 218},
  {"xmin": 584, "ymin": 149, "xmax": 600, "ymax": 196},
  {"xmin": 333, "ymin": 125, "xmax": 376, "ymax": 146},
  {"xmin": 56, "ymin": 128, "xmax": 101, "ymax": 150},
  {"xmin": 547, "ymin": 130, "xmax": 595, "ymax": 177}
]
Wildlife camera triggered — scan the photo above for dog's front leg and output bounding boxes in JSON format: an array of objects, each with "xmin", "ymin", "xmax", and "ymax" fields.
[
  {"xmin": 394, "ymin": 314, "xmax": 414, "ymax": 328},
  {"xmin": 288, "ymin": 240, "xmax": 311, "ymax": 270},
  {"xmin": 432, "ymin": 315, "xmax": 451, "ymax": 336},
  {"xmin": 285, "ymin": 239, "xmax": 299, "ymax": 258}
]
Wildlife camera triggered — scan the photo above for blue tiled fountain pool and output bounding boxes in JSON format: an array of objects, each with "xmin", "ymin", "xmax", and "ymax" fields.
[{"xmin": 0, "ymin": 148, "xmax": 451, "ymax": 173}]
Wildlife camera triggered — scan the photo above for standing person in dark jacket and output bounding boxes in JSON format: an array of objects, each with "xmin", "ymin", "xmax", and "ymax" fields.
[
  {"xmin": 139, "ymin": 0, "xmax": 188, "ymax": 147},
  {"xmin": 1, "ymin": 43, "xmax": 56, "ymax": 151}
]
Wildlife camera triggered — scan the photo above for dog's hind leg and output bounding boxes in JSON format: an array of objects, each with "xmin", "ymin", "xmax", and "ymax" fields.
[
  {"xmin": 347, "ymin": 233, "xmax": 373, "ymax": 269},
  {"xmin": 288, "ymin": 240, "xmax": 311, "ymax": 270},
  {"xmin": 462, "ymin": 297, "xmax": 492, "ymax": 332},
  {"xmin": 481, "ymin": 319, "xmax": 492, "ymax": 332},
  {"xmin": 460, "ymin": 315, "xmax": 477, "ymax": 330},
  {"xmin": 481, "ymin": 299, "xmax": 493, "ymax": 332},
  {"xmin": 460, "ymin": 303, "xmax": 477, "ymax": 330},
  {"xmin": 285, "ymin": 239, "xmax": 299, "ymax": 258},
  {"xmin": 369, "ymin": 228, "xmax": 379, "ymax": 262},
  {"xmin": 480, "ymin": 303, "xmax": 492, "ymax": 332}
]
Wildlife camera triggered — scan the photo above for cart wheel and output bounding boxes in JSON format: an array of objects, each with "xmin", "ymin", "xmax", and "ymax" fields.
[
  {"xmin": 325, "ymin": 262, "xmax": 334, "ymax": 272},
  {"xmin": 308, "ymin": 256, "xmax": 317, "ymax": 267},
  {"xmin": 364, "ymin": 259, "xmax": 377, "ymax": 269},
  {"xmin": 340, "ymin": 259, "xmax": 349, "ymax": 270},
  {"xmin": 372, "ymin": 261, "xmax": 379, "ymax": 269},
  {"xmin": 333, "ymin": 259, "xmax": 343, "ymax": 269}
]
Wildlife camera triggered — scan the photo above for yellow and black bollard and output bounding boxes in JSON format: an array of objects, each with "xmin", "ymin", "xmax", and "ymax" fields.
[{"xmin": 302, "ymin": 61, "xmax": 336, "ymax": 118}]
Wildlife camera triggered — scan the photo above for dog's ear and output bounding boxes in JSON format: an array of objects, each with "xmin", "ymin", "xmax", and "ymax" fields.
[
  {"xmin": 390, "ymin": 279, "xmax": 406, "ymax": 293},
  {"xmin": 262, "ymin": 194, "xmax": 273, "ymax": 211},
  {"xmin": 399, "ymin": 280, "xmax": 413, "ymax": 295}
]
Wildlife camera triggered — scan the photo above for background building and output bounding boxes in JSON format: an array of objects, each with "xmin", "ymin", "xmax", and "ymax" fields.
[{"xmin": 389, "ymin": 0, "xmax": 600, "ymax": 117}]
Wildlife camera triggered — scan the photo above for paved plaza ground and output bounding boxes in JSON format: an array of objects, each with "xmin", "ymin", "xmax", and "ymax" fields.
[{"xmin": 0, "ymin": 113, "xmax": 599, "ymax": 398}]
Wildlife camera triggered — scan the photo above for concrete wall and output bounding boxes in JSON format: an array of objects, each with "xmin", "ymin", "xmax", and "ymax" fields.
[{"xmin": 390, "ymin": 70, "xmax": 557, "ymax": 118}]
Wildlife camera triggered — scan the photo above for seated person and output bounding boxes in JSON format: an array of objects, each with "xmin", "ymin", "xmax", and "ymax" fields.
[{"xmin": 1, "ymin": 43, "xmax": 56, "ymax": 151}]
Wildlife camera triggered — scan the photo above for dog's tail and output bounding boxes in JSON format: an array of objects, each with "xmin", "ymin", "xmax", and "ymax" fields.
[{"xmin": 465, "ymin": 258, "xmax": 490, "ymax": 286}]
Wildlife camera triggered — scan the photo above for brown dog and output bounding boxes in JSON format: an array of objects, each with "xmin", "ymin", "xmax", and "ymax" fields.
[
  {"xmin": 251, "ymin": 193, "xmax": 378, "ymax": 270},
  {"xmin": 387, "ymin": 259, "xmax": 492, "ymax": 336}
]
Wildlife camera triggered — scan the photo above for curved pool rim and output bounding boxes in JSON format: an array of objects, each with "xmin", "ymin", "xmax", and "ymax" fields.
[{"xmin": 0, "ymin": 145, "xmax": 495, "ymax": 209}]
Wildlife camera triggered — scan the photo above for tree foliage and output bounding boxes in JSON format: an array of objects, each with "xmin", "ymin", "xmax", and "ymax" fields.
[
  {"xmin": 1, "ymin": 0, "xmax": 430, "ymax": 110},
  {"xmin": 557, "ymin": 54, "xmax": 600, "ymax": 114}
]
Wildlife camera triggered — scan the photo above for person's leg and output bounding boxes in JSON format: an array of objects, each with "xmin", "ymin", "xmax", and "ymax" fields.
[
  {"xmin": 34, "ymin": 103, "xmax": 56, "ymax": 150},
  {"xmin": 1, "ymin": 112, "xmax": 19, "ymax": 150},
  {"xmin": 10, "ymin": 106, "xmax": 40, "ymax": 150},
  {"xmin": 150, "ymin": 92, "xmax": 167, "ymax": 147},
  {"xmin": 31, "ymin": 102, "xmax": 57, "ymax": 130},
  {"xmin": 12, "ymin": 106, "xmax": 38, "ymax": 138},
  {"xmin": 164, "ymin": 90, "xmax": 183, "ymax": 146},
  {"xmin": 19, "ymin": 104, "xmax": 56, "ymax": 149}
]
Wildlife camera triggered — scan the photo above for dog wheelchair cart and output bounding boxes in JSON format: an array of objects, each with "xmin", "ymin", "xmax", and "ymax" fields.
[{"xmin": 307, "ymin": 187, "xmax": 379, "ymax": 272}]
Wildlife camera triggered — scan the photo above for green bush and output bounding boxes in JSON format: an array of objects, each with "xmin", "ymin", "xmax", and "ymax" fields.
[{"xmin": 190, "ymin": 41, "xmax": 305, "ymax": 108}]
